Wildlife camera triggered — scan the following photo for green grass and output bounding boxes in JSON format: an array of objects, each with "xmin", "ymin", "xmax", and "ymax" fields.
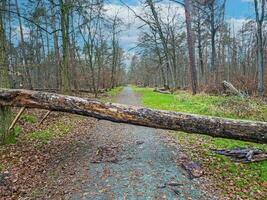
[
  {"xmin": 134, "ymin": 86, "xmax": 267, "ymax": 199},
  {"xmin": 28, "ymin": 121, "xmax": 72, "ymax": 144},
  {"xmin": 102, "ymin": 86, "xmax": 123, "ymax": 102},
  {"xmin": 133, "ymin": 87, "xmax": 267, "ymax": 121},
  {"xmin": 29, "ymin": 130, "xmax": 53, "ymax": 144},
  {"xmin": 20, "ymin": 114, "xmax": 37, "ymax": 123},
  {"xmin": 107, "ymin": 86, "xmax": 123, "ymax": 97},
  {"xmin": 0, "ymin": 125, "xmax": 22, "ymax": 145}
]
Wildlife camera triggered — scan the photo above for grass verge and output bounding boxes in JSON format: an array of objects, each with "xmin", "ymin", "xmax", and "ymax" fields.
[
  {"xmin": 134, "ymin": 86, "xmax": 267, "ymax": 199},
  {"xmin": 102, "ymin": 86, "xmax": 123, "ymax": 102}
]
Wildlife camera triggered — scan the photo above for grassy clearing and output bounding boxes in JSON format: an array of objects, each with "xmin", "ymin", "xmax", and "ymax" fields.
[{"xmin": 134, "ymin": 86, "xmax": 267, "ymax": 199}]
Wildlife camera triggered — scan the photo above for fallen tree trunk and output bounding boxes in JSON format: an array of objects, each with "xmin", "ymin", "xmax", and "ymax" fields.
[
  {"xmin": 33, "ymin": 88, "xmax": 94, "ymax": 93},
  {"xmin": 0, "ymin": 89, "xmax": 266, "ymax": 143},
  {"xmin": 222, "ymin": 81, "xmax": 246, "ymax": 98},
  {"xmin": 153, "ymin": 88, "xmax": 172, "ymax": 94},
  {"xmin": 213, "ymin": 148, "xmax": 267, "ymax": 163}
]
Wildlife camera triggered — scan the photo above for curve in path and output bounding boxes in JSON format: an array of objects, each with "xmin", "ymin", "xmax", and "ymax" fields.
[{"xmin": 69, "ymin": 87, "xmax": 215, "ymax": 200}]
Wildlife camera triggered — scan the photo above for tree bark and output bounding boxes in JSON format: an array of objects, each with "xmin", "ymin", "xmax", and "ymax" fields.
[
  {"xmin": 196, "ymin": 9, "xmax": 204, "ymax": 81},
  {"xmin": 0, "ymin": 0, "xmax": 12, "ymax": 144},
  {"xmin": 254, "ymin": 0, "xmax": 265, "ymax": 96},
  {"xmin": 51, "ymin": 6, "xmax": 61, "ymax": 90},
  {"xmin": 0, "ymin": 89, "xmax": 266, "ymax": 144},
  {"xmin": 184, "ymin": 0, "xmax": 198, "ymax": 94},
  {"xmin": 59, "ymin": 0, "xmax": 72, "ymax": 94}
]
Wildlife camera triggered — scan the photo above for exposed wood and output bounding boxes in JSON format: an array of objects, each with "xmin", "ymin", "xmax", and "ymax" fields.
[
  {"xmin": 222, "ymin": 81, "xmax": 246, "ymax": 98},
  {"xmin": 8, "ymin": 107, "xmax": 25, "ymax": 131},
  {"xmin": 0, "ymin": 89, "xmax": 267, "ymax": 143},
  {"xmin": 38, "ymin": 110, "xmax": 52, "ymax": 126}
]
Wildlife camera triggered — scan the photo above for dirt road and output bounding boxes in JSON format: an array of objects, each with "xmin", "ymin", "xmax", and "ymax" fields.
[{"xmin": 68, "ymin": 87, "xmax": 216, "ymax": 200}]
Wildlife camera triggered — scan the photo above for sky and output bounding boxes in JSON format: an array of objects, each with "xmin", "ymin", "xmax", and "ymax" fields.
[
  {"xmin": 103, "ymin": 0, "xmax": 256, "ymax": 61},
  {"xmin": 17, "ymin": 0, "xmax": 256, "ymax": 62},
  {"xmin": 226, "ymin": 0, "xmax": 254, "ymax": 19}
]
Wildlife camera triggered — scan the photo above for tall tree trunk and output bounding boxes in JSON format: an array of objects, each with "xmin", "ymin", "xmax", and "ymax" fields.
[
  {"xmin": 184, "ymin": 0, "xmax": 198, "ymax": 94},
  {"xmin": 153, "ymin": 33, "xmax": 167, "ymax": 87},
  {"xmin": 0, "ymin": 1, "xmax": 9, "ymax": 88},
  {"xmin": 60, "ymin": 0, "xmax": 71, "ymax": 94},
  {"xmin": 0, "ymin": 0, "xmax": 12, "ymax": 144},
  {"xmin": 146, "ymin": 0, "xmax": 176, "ymax": 88},
  {"xmin": 51, "ymin": 8, "xmax": 61, "ymax": 90},
  {"xmin": 254, "ymin": 0, "xmax": 265, "ymax": 95},
  {"xmin": 15, "ymin": 0, "xmax": 33, "ymax": 89},
  {"xmin": 70, "ymin": 9, "xmax": 78, "ymax": 90},
  {"xmin": 196, "ymin": 11, "xmax": 204, "ymax": 82},
  {"xmin": 209, "ymin": 2, "xmax": 217, "ymax": 74},
  {"xmin": 211, "ymin": 27, "xmax": 216, "ymax": 72},
  {"xmin": 111, "ymin": 35, "xmax": 117, "ymax": 89}
]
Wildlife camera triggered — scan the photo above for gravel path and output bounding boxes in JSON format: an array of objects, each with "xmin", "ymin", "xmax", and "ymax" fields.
[{"xmin": 68, "ymin": 87, "xmax": 216, "ymax": 200}]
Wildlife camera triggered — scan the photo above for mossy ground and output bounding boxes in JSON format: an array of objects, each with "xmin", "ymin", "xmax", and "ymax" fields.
[{"xmin": 134, "ymin": 86, "xmax": 267, "ymax": 199}]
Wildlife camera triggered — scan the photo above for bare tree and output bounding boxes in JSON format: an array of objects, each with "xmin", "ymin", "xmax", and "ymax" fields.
[
  {"xmin": 0, "ymin": 0, "xmax": 12, "ymax": 144},
  {"xmin": 203, "ymin": 0, "xmax": 226, "ymax": 72},
  {"xmin": 184, "ymin": 0, "xmax": 198, "ymax": 94},
  {"xmin": 254, "ymin": 0, "xmax": 266, "ymax": 95},
  {"xmin": 59, "ymin": 0, "xmax": 72, "ymax": 94},
  {"xmin": 15, "ymin": 0, "xmax": 33, "ymax": 89}
]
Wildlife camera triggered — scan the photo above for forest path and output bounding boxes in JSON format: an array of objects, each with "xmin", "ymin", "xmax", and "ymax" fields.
[{"xmin": 68, "ymin": 87, "xmax": 214, "ymax": 200}]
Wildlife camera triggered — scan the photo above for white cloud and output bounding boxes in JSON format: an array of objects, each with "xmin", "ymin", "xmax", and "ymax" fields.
[
  {"xmin": 14, "ymin": 25, "xmax": 30, "ymax": 39},
  {"xmin": 104, "ymin": 1, "xmax": 253, "ymax": 66},
  {"xmin": 103, "ymin": 1, "xmax": 185, "ymax": 52},
  {"xmin": 227, "ymin": 18, "xmax": 251, "ymax": 34}
]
